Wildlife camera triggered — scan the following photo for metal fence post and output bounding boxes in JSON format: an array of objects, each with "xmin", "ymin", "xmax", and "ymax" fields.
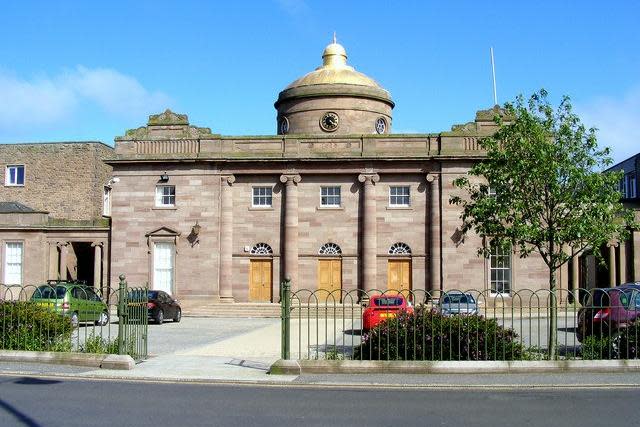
[
  {"xmin": 117, "ymin": 274, "xmax": 127, "ymax": 355},
  {"xmin": 281, "ymin": 276, "xmax": 291, "ymax": 360}
]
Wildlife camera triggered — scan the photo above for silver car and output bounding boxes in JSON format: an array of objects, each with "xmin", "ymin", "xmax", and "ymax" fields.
[{"xmin": 439, "ymin": 292, "xmax": 478, "ymax": 316}]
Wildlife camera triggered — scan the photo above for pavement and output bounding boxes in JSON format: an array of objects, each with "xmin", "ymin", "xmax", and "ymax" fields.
[{"xmin": 1, "ymin": 317, "xmax": 640, "ymax": 388}]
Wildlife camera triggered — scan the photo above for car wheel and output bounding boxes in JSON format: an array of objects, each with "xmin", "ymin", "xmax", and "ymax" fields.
[
  {"xmin": 173, "ymin": 308, "xmax": 181, "ymax": 323},
  {"xmin": 155, "ymin": 309, "xmax": 164, "ymax": 325},
  {"xmin": 95, "ymin": 310, "xmax": 109, "ymax": 327},
  {"xmin": 70, "ymin": 312, "xmax": 79, "ymax": 328}
]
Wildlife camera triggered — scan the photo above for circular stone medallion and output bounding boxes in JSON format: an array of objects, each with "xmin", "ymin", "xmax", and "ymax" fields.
[
  {"xmin": 375, "ymin": 117, "xmax": 387, "ymax": 134},
  {"xmin": 279, "ymin": 116, "xmax": 290, "ymax": 134}
]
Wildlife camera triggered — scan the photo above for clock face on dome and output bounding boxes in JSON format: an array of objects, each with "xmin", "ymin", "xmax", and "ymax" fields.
[
  {"xmin": 375, "ymin": 117, "xmax": 387, "ymax": 134},
  {"xmin": 320, "ymin": 112, "xmax": 339, "ymax": 132}
]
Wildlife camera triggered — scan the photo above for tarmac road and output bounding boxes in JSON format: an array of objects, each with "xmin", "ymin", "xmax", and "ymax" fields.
[{"xmin": 0, "ymin": 375, "xmax": 638, "ymax": 427}]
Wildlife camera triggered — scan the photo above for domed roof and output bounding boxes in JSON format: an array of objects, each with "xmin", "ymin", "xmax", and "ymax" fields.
[
  {"xmin": 275, "ymin": 38, "xmax": 393, "ymax": 108},
  {"xmin": 285, "ymin": 41, "xmax": 383, "ymax": 89}
]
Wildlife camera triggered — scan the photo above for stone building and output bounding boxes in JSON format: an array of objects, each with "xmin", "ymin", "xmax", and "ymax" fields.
[
  {"xmin": 0, "ymin": 142, "xmax": 113, "ymax": 290},
  {"xmin": 594, "ymin": 152, "xmax": 640, "ymax": 288},
  {"xmin": 107, "ymin": 40, "xmax": 577, "ymax": 304}
]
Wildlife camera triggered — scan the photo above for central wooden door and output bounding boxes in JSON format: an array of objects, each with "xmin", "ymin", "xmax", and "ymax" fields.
[
  {"xmin": 387, "ymin": 259, "xmax": 411, "ymax": 294},
  {"xmin": 249, "ymin": 259, "xmax": 272, "ymax": 302},
  {"xmin": 318, "ymin": 259, "xmax": 342, "ymax": 302}
]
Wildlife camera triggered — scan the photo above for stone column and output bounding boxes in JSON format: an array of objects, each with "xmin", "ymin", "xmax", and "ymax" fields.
[
  {"xmin": 427, "ymin": 173, "xmax": 441, "ymax": 298},
  {"xmin": 358, "ymin": 173, "xmax": 379, "ymax": 294},
  {"xmin": 280, "ymin": 174, "xmax": 301, "ymax": 290},
  {"xmin": 91, "ymin": 242, "xmax": 103, "ymax": 289},
  {"xmin": 634, "ymin": 231, "xmax": 640, "ymax": 282},
  {"xmin": 571, "ymin": 249, "xmax": 580, "ymax": 305},
  {"xmin": 608, "ymin": 240, "xmax": 618, "ymax": 287},
  {"xmin": 220, "ymin": 175, "xmax": 235, "ymax": 302},
  {"xmin": 57, "ymin": 242, "xmax": 68, "ymax": 280},
  {"xmin": 619, "ymin": 239, "xmax": 627, "ymax": 284}
]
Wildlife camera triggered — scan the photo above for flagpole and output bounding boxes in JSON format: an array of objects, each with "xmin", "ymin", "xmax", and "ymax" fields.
[{"xmin": 490, "ymin": 47, "xmax": 498, "ymax": 106}]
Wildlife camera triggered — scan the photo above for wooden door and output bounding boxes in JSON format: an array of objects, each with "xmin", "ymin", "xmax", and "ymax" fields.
[
  {"xmin": 318, "ymin": 259, "xmax": 342, "ymax": 302},
  {"xmin": 249, "ymin": 259, "xmax": 272, "ymax": 302},
  {"xmin": 387, "ymin": 259, "xmax": 411, "ymax": 294}
]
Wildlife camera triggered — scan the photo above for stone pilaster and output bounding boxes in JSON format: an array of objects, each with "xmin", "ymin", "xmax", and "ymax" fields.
[
  {"xmin": 57, "ymin": 242, "xmax": 68, "ymax": 281},
  {"xmin": 571, "ymin": 249, "xmax": 580, "ymax": 304},
  {"xmin": 358, "ymin": 173, "xmax": 380, "ymax": 294},
  {"xmin": 608, "ymin": 240, "xmax": 618, "ymax": 287},
  {"xmin": 427, "ymin": 173, "xmax": 441, "ymax": 298},
  {"xmin": 619, "ymin": 239, "xmax": 627, "ymax": 284},
  {"xmin": 91, "ymin": 242, "xmax": 103, "ymax": 290},
  {"xmin": 220, "ymin": 175, "xmax": 235, "ymax": 302},
  {"xmin": 280, "ymin": 174, "xmax": 301, "ymax": 290}
]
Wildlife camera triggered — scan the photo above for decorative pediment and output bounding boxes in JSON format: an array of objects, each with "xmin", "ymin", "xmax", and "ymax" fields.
[
  {"xmin": 145, "ymin": 226, "xmax": 181, "ymax": 237},
  {"xmin": 148, "ymin": 109, "xmax": 189, "ymax": 126},
  {"xmin": 115, "ymin": 109, "xmax": 214, "ymax": 141},
  {"xmin": 475, "ymin": 105, "xmax": 510, "ymax": 122},
  {"xmin": 450, "ymin": 121, "xmax": 477, "ymax": 133}
]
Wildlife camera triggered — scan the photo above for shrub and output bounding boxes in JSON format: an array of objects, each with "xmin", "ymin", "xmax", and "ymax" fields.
[
  {"xmin": 0, "ymin": 301, "xmax": 73, "ymax": 351},
  {"xmin": 580, "ymin": 335, "xmax": 615, "ymax": 360},
  {"xmin": 80, "ymin": 334, "xmax": 119, "ymax": 354},
  {"xmin": 353, "ymin": 306, "xmax": 524, "ymax": 361},
  {"xmin": 616, "ymin": 321, "xmax": 640, "ymax": 359}
]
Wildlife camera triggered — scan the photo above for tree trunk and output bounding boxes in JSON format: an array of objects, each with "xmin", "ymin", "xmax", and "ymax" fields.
[{"xmin": 548, "ymin": 268, "xmax": 558, "ymax": 359}]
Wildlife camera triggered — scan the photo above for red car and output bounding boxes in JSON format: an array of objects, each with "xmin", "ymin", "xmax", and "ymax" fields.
[{"xmin": 362, "ymin": 294, "xmax": 413, "ymax": 331}]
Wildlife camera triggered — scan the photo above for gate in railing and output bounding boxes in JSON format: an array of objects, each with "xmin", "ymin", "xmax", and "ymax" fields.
[
  {"xmin": 116, "ymin": 274, "xmax": 148, "ymax": 361},
  {"xmin": 279, "ymin": 280, "xmax": 640, "ymax": 361}
]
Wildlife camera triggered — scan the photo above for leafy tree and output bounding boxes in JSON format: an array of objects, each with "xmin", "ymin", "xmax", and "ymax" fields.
[{"xmin": 450, "ymin": 90, "xmax": 635, "ymax": 358}]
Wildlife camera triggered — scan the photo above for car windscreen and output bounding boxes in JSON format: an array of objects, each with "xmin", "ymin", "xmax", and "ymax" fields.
[
  {"xmin": 32, "ymin": 285, "xmax": 67, "ymax": 299},
  {"xmin": 589, "ymin": 289, "xmax": 632, "ymax": 309},
  {"xmin": 442, "ymin": 294, "xmax": 475, "ymax": 304},
  {"xmin": 148, "ymin": 291, "xmax": 159, "ymax": 300},
  {"xmin": 375, "ymin": 297, "xmax": 403, "ymax": 307}
]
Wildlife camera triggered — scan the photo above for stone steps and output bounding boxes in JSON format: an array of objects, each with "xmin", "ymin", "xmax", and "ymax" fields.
[
  {"xmin": 182, "ymin": 302, "xmax": 364, "ymax": 318},
  {"xmin": 183, "ymin": 303, "xmax": 281, "ymax": 318}
]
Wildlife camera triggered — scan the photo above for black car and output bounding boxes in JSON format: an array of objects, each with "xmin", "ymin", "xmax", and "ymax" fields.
[{"xmin": 148, "ymin": 290, "xmax": 182, "ymax": 324}]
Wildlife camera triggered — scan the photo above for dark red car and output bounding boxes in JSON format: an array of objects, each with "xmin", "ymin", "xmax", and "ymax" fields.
[
  {"xmin": 147, "ymin": 290, "xmax": 182, "ymax": 324},
  {"xmin": 577, "ymin": 284, "xmax": 640, "ymax": 342},
  {"xmin": 362, "ymin": 294, "xmax": 413, "ymax": 331}
]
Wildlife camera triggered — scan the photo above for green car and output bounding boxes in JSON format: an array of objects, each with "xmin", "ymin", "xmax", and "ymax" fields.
[{"xmin": 30, "ymin": 281, "xmax": 109, "ymax": 327}]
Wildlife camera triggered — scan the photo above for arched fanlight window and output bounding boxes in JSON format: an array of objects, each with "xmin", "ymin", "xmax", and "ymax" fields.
[
  {"xmin": 250, "ymin": 243, "xmax": 273, "ymax": 255},
  {"xmin": 318, "ymin": 242, "xmax": 342, "ymax": 255},
  {"xmin": 389, "ymin": 242, "xmax": 411, "ymax": 255}
]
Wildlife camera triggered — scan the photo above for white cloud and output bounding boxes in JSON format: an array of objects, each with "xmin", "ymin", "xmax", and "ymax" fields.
[
  {"xmin": 577, "ymin": 86, "xmax": 640, "ymax": 164},
  {"xmin": 0, "ymin": 67, "xmax": 171, "ymax": 131}
]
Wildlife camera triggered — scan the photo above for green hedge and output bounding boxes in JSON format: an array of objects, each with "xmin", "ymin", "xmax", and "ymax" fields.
[
  {"xmin": 0, "ymin": 301, "xmax": 73, "ymax": 351},
  {"xmin": 353, "ymin": 306, "xmax": 524, "ymax": 361},
  {"xmin": 581, "ymin": 320, "xmax": 640, "ymax": 360}
]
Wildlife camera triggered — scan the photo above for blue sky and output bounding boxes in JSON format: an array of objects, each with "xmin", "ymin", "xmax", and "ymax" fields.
[{"xmin": 1, "ymin": 0, "xmax": 638, "ymax": 163}]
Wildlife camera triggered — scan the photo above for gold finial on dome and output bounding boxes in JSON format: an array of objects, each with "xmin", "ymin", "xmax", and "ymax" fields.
[{"xmin": 322, "ymin": 33, "xmax": 347, "ymax": 68}]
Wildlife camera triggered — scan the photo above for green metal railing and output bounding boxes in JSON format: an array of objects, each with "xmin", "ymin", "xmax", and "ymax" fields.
[
  {"xmin": 0, "ymin": 274, "xmax": 148, "ymax": 361},
  {"xmin": 280, "ymin": 286, "xmax": 640, "ymax": 361}
]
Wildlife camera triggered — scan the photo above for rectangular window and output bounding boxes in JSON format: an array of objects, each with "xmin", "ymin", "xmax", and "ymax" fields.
[
  {"xmin": 155, "ymin": 185, "xmax": 175, "ymax": 207},
  {"xmin": 625, "ymin": 173, "xmax": 637, "ymax": 198},
  {"xmin": 320, "ymin": 186, "xmax": 341, "ymax": 207},
  {"xmin": 389, "ymin": 186, "xmax": 410, "ymax": 207},
  {"xmin": 153, "ymin": 242, "xmax": 174, "ymax": 294},
  {"xmin": 489, "ymin": 242, "xmax": 512, "ymax": 295},
  {"xmin": 252, "ymin": 186, "xmax": 272, "ymax": 207},
  {"xmin": 4, "ymin": 242, "xmax": 23, "ymax": 285},
  {"xmin": 5, "ymin": 165, "xmax": 25, "ymax": 186},
  {"xmin": 103, "ymin": 186, "xmax": 112, "ymax": 216}
]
